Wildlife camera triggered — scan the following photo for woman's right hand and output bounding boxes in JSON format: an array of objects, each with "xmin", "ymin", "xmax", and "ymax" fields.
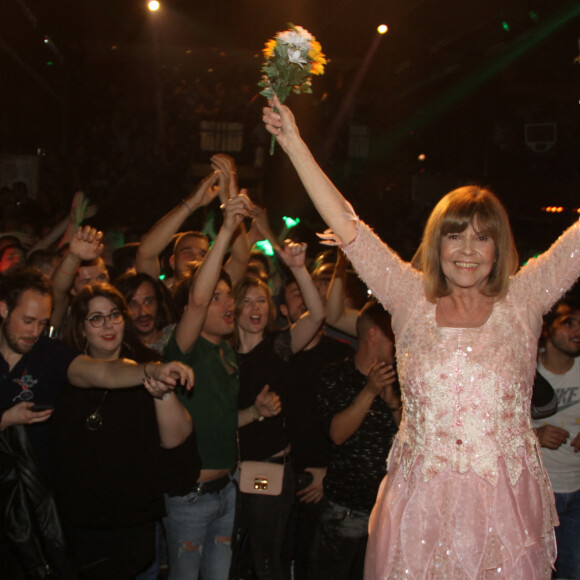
[{"xmin": 262, "ymin": 94, "xmax": 300, "ymax": 151}]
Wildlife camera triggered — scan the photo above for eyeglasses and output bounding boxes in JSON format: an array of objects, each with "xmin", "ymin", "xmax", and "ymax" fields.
[{"xmin": 85, "ymin": 310, "xmax": 124, "ymax": 328}]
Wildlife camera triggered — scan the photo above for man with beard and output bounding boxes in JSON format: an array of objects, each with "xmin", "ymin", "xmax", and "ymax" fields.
[
  {"xmin": 114, "ymin": 272, "xmax": 176, "ymax": 355},
  {"xmin": 534, "ymin": 295, "xmax": 580, "ymax": 579},
  {"xmin": 0, "ymin": 266, "xmax": 193, "ymax": 577}
]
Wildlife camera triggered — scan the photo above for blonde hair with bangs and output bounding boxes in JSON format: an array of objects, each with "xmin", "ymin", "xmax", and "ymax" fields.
[{"xmin": 413, "ymin": 186, "xmax": 519, "ymax": 302}]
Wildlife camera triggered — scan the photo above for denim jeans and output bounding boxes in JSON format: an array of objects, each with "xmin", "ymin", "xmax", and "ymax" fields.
[
  {"xmin": 554, "ymin": 489, "xmax": 580, "ymax": 580},
  {"xmin": 239, "ymin": 463, "xmax": 294, "ymax": 580},
  {"xmin": 163, "ymin": 477, "xmax": 237, "ymax": 580},
  {"xmin": 314, "ymin": 498, "xmax": 370, "ymax": 580}
]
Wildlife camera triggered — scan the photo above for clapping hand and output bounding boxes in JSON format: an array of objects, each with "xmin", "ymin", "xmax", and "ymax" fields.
[
  {"xmin": 187, "ymin": 171, "xmax": 221, "ymax": 209},
  {"xmin": 366, "ymin": 360, "xmax": 397, "ymax": 397},
  {"xmin": 211, "ymin": 154, "xmax": 238, "ymax": 203},
  {"xmin": 222, "ymin": 190, "xmax": 257, "ymax": 232}
]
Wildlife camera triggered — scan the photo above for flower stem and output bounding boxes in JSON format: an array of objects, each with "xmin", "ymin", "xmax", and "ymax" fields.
[{"xmin": 269, "ymin": 104, "xmax": 279, "ymax": 155}]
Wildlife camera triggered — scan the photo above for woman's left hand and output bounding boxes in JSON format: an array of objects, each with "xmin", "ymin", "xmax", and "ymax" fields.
[{"xmin": 254, "ymin": 384, "xmax": 282, "ymax": 417}]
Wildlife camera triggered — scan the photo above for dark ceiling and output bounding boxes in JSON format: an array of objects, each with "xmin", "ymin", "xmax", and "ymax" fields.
[{"xmin": 1, "ymin": 0, "xmax": 579, "ymax": 251}]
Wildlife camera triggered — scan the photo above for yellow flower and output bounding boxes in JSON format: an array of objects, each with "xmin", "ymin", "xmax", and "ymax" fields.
[
  {"xmin": 310, "ymin": 61, "xmax": 325, "ymax": 76},
  {"xmin": 310, "ymin": 40, "xmax": 322, "ymax": 54},
  {"xmin": 308, "ymin": 44, "xmax": 327, "ymax": 68},
  {"xmin": 263, "ymin": 39, "xmax": 277, "ymax": 59}
]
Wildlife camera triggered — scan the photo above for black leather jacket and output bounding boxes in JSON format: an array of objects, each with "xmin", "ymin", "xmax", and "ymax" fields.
[{"xmin": 0, "ymin": 423, "xmax": 76, "ymax": 579}]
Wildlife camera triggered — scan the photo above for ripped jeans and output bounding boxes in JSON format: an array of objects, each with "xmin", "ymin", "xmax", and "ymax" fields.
[{"xmin": 163, "ymin": 477, "xmax": 237, "ymax": 580}]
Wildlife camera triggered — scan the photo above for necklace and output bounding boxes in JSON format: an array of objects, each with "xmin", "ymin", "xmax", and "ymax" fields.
[{"xmin": 86, "ymin": 390, "xmax": 108, "ymax": 431}]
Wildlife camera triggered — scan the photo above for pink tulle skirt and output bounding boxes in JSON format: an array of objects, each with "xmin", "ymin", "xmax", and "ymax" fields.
[{"xmin": 365, "ymin": 452, "xmax": 557, "ymax": 580}]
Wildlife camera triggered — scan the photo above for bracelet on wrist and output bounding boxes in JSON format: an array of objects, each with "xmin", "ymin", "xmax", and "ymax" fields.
[
  {"xmin": 154, "ymin": 392, "xmax": 172, "ymax": 401},
  {"xmin": 182, "ymin": 198, "xmax": 195, "ymax": 215},
  {"xmin": 250, "ymin": 405, "xmax": 264, "ymax": 422}
]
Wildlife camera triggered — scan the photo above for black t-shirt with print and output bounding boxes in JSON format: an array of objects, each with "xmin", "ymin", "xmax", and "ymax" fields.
[{"xmin": 0, "ymin": 335, "xmax": 79, "ymax": 469}]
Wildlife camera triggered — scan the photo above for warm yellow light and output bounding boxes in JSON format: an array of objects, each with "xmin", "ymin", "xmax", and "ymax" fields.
[
  {"xmin": 377, "ymin": 24, "xmax": 388, "ymax": 35},
  {"xmin": 418, "ymin": 153, "xmax": 426, "ymax": 161},
  {"xmin": 148, "ymin": 1, "xmax": 160, "ymax": 11}
]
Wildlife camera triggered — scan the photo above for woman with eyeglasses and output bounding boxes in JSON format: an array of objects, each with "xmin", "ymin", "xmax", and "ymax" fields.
[{"xmin": 49, "ymin": 283, "xmax": 195, "ymax": 579}]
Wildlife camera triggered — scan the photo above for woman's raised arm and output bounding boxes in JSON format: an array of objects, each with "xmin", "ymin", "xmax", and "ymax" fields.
[{"xmin": 263, "ymin": 94, "xmax": 358, "ymax": 245}]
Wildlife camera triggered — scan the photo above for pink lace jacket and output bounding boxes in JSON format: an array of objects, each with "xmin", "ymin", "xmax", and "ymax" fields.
[{"xmin": 343, "ymin": 217, "xmax": 580, "ymax": 487}]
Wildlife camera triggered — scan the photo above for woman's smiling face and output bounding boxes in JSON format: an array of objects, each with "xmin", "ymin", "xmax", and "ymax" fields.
[
  {"xmin": 83, "ymin": 296, "xmax": 125, "ymax": 360},
  {"xmin": 440, "ymin": 221, "xmax": 495, "ymax": 294}
]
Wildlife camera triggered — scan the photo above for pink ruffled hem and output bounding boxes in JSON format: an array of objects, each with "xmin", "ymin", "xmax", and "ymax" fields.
[{"xmin": 365, "ymin": 453, "xmax": 557, "ymax": 580}]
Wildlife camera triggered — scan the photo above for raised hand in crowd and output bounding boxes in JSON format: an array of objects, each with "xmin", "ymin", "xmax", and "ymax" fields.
[
  {"xmin": 211, "ymin": 153, "xmax": 238, "ymax": 203},
  {"xmin": 276, "ymin": 239, "xmax": 326, "ymax": 353},
  {"xmin": 51, "ymin": 226, "xmax": 104, "ymax": 328},
  {"xmin": 210, "ymin": 154, "xmax": 252, "ymax": 284},
  {"xmin": 135, "ymin": 170, "xmax": 220, "ymax": 280},
  {"xmin": 26, "ymin": 191, "xmax": 97, "ymax": 255}
]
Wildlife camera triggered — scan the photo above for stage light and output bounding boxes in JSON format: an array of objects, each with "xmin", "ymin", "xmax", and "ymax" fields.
[
  {"xmin": 148, "ymin": 1, "xmax": 160, "ymax": 12},
  {"xmin": 377, "ymin": 24, "xmax": 388, "ymax": 35},
  {"xmin": 501, "ymin": 21, "xmax": 510, "ymax": 32},
  {"xmin": 417, "ymin": 153, "xmax": 426, "ymax": 161}
]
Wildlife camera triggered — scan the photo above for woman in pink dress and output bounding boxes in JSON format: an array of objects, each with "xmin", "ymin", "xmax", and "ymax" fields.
[{"xmin": 262, "ymin": 94, "xmax": 580, "ymax": 579}]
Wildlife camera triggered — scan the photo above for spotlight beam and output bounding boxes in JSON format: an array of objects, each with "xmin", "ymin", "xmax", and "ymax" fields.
[
  {"xmin": 371, "ymin": 0, "xmax": 580, "ymax": 160},
  {"xmin": 321, "ymin": 29, "xmax": 386, "ymax": 163}
]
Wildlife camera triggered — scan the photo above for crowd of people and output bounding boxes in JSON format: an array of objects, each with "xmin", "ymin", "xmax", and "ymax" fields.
[{"xmin": 0, "ymin": 103, "xmax": 579, "ymax": 580}]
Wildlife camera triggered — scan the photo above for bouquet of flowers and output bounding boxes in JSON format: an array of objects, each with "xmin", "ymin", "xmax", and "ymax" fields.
[{"xmin": 259, "ymin": 24, "xmax": 327, "ymax": 154}]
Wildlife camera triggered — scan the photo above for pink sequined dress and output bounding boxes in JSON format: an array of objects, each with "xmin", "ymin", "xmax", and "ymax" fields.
[{"xmin": 341, "ymin": 217, "xmax": 580, "ymax": 580}]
